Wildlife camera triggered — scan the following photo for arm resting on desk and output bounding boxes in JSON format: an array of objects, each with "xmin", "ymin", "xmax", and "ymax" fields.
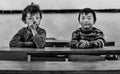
[
  {"xmin": 69, "ymin": 28, "xmax": 105, "ymax": 48},
  {"xmin": 70, "ymin": 39, "xmax": 105, "ymax": 48},
  {"xmin": 9, "ymin": 41, "xmax": 35, "ymax": 48},
  {"xmin": 9, "ymin": 27, "xmax": 46, "ymax": 48},
  {"xmin": 87, "ymin": 38, "xmax": 105, "ymax": 48}
]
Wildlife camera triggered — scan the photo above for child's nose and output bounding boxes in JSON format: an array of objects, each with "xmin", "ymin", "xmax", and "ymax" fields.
[
  {"xmin": 34, "ymin": 19, "xmax": 38, "ymax": 22},
  {"xmin": 84, "ymin": 19, "xmax": 88, "ymax": 23},
  {"xmin": 33, "ymin": 19, "xmax": 37, "ymax": 24},
  {"xmin": 84, "ymin": 18, "xmax": 88, "ymax": 22}
]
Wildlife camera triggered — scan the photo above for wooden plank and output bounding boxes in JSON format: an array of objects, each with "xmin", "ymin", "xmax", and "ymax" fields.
[
  {"xmin": 0, "ymin": 46, "xmax": 120, "ymax": 55},
  {"xmin": 0, "ymin": 46, "xmax": 119, "ymax": 61},
  {"xmin": 0, "ymin": 61, "xmax": 120, "ymax": 74},
  {"xmin": 45, "ymin": 40, "xmax": 115, "ymax": 47},
  {"xmin": 45, "ymin": 40, "xmax": 69, "ymax": 47},
  {"xmin": 28, "ymin": 47, "xmax": 120, "ymax": 55}
]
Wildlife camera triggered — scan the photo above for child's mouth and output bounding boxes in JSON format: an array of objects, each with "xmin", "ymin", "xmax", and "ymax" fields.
[
  {"xmin": 84, "ymin": 24, "xmax": 90, "ymax": 26},
  {"xmin": 83, "ymin": 24, "xmax": 90, "ymax": 28},
  {"xmin": 84, "ymin": 23, "xmax": 90, "ymax": 25}
]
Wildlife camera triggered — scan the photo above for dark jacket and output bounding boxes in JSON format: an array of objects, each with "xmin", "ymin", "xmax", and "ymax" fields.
[{"xmin": 9, "ymin": 27, "xmax": 46, "ymax": 48}]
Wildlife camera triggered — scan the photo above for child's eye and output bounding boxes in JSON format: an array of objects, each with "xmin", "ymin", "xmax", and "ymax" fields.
[
  {"xmin": 88, "ymin": 17, "xmax": 92, "ymax": 20},
  {"xmin": 28, "ymin": 18, "xmax": 33, "ymax": 20},
  {"xmin": 81, "ymin": 17, "xmax": 85, "ymax": 20},
  {"xmin": 36, "ymin": 17, "xmax": 40, "ymax": 19}
]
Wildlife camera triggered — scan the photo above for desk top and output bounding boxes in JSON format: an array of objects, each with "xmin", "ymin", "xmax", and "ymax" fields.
[{"xmin": 0, "ymin": 46, "xmax": 120, "ymax": 55}]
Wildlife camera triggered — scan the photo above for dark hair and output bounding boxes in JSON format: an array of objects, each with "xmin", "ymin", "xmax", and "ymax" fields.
[
  {"xmin": 78, "ymin": 8, "xmax": 96, "ymax": 23},
  {"xmin": 22, "ymin": 3, "xmax": 42, "ymax": 23}
]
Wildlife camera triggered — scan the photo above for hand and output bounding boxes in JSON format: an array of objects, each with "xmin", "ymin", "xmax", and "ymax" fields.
[
  {"xmin": 30, "ymin": 22, "xmax": 37, "ymax": 30},
  {"xmin": 78, "ymin": 40, "xmax": 89, "ymax": 48},
  {"xmin": 29, "ymin": 23, "xmax": 37, "ymax": 36},
  {"xmin": 79, "ymin": 43, "xmax": 86, "ymax": 48}
]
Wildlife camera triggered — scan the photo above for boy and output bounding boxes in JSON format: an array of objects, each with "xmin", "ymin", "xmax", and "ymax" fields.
[
  {"xmin": 69, "ymin": 8, "xmax": 105, "ymax": 61},
  {"xmin": 9, "ymin": 3, "xmax": 46, "ymax": 48}
]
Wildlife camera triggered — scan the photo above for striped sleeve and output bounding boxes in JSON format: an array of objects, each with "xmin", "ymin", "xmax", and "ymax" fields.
[
  {"xmin": 70, "ymin": 30, "xmax": 81, "ymax": 48},
  {"xmin": 88, "ymin": 29, "xmax": 105, "ymax": 48}
]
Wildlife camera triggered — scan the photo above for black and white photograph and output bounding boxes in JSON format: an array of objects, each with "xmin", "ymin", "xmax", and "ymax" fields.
[{"xmin": 0, "ymin": 0, "xmax": 120, "ymax": 74}]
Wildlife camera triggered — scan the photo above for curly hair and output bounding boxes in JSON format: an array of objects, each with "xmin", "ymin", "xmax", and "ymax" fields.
[{"xmin": 22, "ymin": 3, "xmax": 42, "ymax": 23}]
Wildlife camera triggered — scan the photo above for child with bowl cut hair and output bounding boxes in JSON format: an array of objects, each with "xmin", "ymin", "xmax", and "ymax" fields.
[{"xmin": 69, "ymin": 8, "xmax": 105, "ymax": 61}]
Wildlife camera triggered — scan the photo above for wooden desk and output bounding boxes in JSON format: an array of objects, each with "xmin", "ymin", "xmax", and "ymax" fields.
[
  {"xmin": 27, "ymin": 46, "xmax": 120, "ymax": 61},
  {"xmin": 46, "ymin": 40, "xmax": 115, "ymax": 47},
  {"xmin": 0, "ymin": 46, "xmax": 120, "ymax": 61},
  {"xmin": 0, "ymin": 60, "xmax": 120, "ymax": 74}
]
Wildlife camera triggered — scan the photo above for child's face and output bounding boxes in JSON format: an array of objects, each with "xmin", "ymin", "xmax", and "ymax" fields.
[
  {"xmin": 25, "ymin": 12, "xmax": 41, "ymax": 27},
  {"xmin": 79, "ymin": 13, "xmax": 94, "ymax": 29}
]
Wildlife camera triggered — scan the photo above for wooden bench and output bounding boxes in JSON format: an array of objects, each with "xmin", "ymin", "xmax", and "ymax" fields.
[{"xmin": 0, "ymin": 60, "xmax": 120, "ymax": 74}]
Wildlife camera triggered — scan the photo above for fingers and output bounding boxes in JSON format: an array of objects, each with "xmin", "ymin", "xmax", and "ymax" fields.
[
  {"xmin": 30, "ymin": 23, "xmax": 37, "ymax": 30},
  {"xmin": 79, "ymin": 43, "xmax": 86, "ymax": 48},
  {"xmin": 79, "ymin": 40, "xmax": 89, "ymax": 48},
  {"xmin": 28, "ymin": 20, "xmax": 34, "ymax": 27}
]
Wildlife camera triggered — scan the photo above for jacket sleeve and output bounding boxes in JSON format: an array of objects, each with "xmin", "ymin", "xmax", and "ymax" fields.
[
  {"xmin": 32, "ymin": 29, "xmax": 46, "ymax": 48},
  {"xmin": 9, "ymin": 28, "xmax": 26, "ymax": 47}
]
